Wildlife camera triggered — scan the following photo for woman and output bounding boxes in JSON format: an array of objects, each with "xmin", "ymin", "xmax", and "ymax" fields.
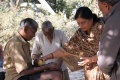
[{"xmin": 41, "ymin": 7, "xmax": 109, "ymax": 80}]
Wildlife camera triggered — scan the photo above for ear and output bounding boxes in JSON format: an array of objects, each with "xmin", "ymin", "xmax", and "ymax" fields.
[{"xmin": 103, "ymin": 2, "xmax": 110, "ymax": 10}]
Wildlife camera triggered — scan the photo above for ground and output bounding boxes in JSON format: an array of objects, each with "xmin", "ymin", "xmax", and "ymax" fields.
[{"xmin": 68, "ymin": 68, "xmax": 85, "ymax": 80}]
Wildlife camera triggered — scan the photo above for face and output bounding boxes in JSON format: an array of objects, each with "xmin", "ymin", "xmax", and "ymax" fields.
[
  {"xmin": 98, "ymin": 1, "xmax": 110, "ymax": 16},
  {"xmin": 42, "ymin": 27, "xmax": 54, "ymax": 39},
  {"xmin": 76, "ymin": 17, "xmax": 93, "ymax": 32},
  {"xmin": 26, "ymin": 27, "xmax": 37, "ymax": 41}
]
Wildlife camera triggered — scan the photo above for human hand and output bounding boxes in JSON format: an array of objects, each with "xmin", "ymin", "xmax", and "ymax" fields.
[
  {"xmin": 39, "ymin": 53, "xmax": 54, "ymax": 63},
  {"xmin": 39, "ymin": 56, "xmax": 46, "ymax": 64},
  {"xmin": 32, "ymin": 54, "xmax": 40, "ymax": 60},
  {"xmin": 34, "ymin": 59, "xmax": 43, "ymax": 67},
  {"xmin": 78, "ymin": 57, "xmax": 92, "ymax": 66}
]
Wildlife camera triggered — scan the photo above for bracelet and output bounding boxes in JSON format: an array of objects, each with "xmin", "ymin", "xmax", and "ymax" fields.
[{"xmin": 51, "ymin": 53, "xmax": 54, "ymax": 59}]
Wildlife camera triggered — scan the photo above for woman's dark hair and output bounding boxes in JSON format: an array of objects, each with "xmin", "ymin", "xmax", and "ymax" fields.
[{"xmin": 74, "ymin": 7, "xmax": 100, "ymax": 23}]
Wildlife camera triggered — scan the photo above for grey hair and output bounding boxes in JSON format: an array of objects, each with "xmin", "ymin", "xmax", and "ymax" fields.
[
  {"xmin": 98, "ymin": 0, "xmax": 120, "ymax": 6},
  {"xmin": 41, "ymin": 21, "xmax": 53, "ymax": 32},
  {"xmin": 20, "ymin": 18, "xmax": 38, "ymax": 30}
]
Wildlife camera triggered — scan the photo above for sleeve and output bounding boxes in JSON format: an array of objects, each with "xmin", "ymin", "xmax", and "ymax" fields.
[
  {"xmin": 60, "ymin": 30, "xmax": 68, "ymax": 46},
  {"xmin": 97, "ymin": 21, "xmax": 120, "ymax": 75},
  {"xmin": 10, "ymin": 42, "xmax": 29, "ymax": 73},
  {"xmin": 31, "ymin": 34, "xmax": 42, "ymax": 55}
]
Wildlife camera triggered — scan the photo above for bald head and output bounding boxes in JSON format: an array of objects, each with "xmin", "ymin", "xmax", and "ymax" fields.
[
  {"xmin": 41, "ymin": 21, "xmax": 53, "ymax": 32},
  {"xmin": 98, "ymin": 0, "xmax": 120, "ymax": 6},
  {"xmin": 41, "ymin": 21, "xmax": 54, "ymax": 38}
]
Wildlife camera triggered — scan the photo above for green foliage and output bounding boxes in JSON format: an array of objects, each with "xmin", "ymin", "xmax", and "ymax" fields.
[
  {"xmin": 46, "ymin": 0, "xmax": 81, "ymax": 18},
  {"xmin": 0, "ymin": 0, "xmax": 101, "ymax": 47},
  {"xmin": 45, "ymin": 0, "xmax": 101, "ymax": 18},
  {"xmin": 46, "ymin": 0, "xmax": 66, "ymax": 13},
  {"xmin": 0, "ymin": 6, "xmax": 77, "ymax": 47}
]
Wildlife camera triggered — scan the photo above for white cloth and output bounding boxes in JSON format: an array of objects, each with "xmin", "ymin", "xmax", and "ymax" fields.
[{"xmin": 32, "ymin": 30, "xmax": 68, "ymax": 71}]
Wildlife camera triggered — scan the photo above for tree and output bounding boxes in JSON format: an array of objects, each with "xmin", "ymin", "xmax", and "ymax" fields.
[
  {"xmin": 38, "ymin": 0, "xmax": 56, "ymax": 15},
  {"xmin": 9, "ymin": 0, "xmax": 23, "ymax": 9}
]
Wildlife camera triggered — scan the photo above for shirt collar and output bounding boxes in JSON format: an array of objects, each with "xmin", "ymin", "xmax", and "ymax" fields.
[{"xmin": 17, "ymin": 32, "xmax": 29, "ymax": 44}]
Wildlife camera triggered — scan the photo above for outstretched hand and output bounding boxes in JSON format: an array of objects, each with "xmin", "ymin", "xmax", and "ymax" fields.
[{"xmin": 78, "ymin": 57, "xmax": 92, "ymax": 66}]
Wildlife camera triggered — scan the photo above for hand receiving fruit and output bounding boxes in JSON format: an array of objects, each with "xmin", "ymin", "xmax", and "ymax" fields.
[{"xmin": 34, "ymin": 59, "xmax": 43, "ymax": 67}]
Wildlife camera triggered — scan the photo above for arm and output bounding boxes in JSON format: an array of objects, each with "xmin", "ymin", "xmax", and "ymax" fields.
[
  {"xmin": 9, "ymin": 42, "xmax": 45, "ymax": 76},
  {"xmin": 57, "ymin": 30, "xmax": 68, "ymax": 67},
  {"xmin": 21, "ymin": 62, "xmax": 60, "ymax": 76},
  {"xmin": 42, "ymin": 29, "xmax": 85, "ymax": 62},
  {"xmin": 10, "ymin": 42, "xmax": 31, "ymax": 74},
  {"xmin": 78, "ymin": 55, "xmax": 98, "ymax": 66},
  {"xmin": 42, "ymin": 48, "xmax": 70, "ymax": 62},
  {"xmin": 57, "ymin": 58, "xmax": 63, "ymax": 67},
  {"xmin": 20, "ymin": 64, "xmax": 48, "ymax": 76},
  {"xmin": 97, "ymin": 21, "xmax": 120, "ymax": 75},
  {"xmin": 31, "ymin": 34, "xmax": 42, "ymax": 60}
]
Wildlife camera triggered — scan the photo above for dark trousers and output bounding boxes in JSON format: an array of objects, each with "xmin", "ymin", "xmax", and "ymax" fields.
[
  {"xmin": 0, "ymin": 72, "xmax": 5, "ymax": 80},
  {"xmin": 18, "ymin": 72, "xmax": 40, "ymax": 80}
]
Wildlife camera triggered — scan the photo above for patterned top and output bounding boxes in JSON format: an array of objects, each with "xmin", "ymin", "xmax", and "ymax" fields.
[{"xmin": 62, "ymin": 22, "xmax": 103, "ymax": 71}]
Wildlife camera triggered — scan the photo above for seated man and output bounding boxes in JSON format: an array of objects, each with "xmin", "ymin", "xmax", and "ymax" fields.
[
  {"xmin": 32, "ymin": 21, "xmax": 70, "ymax": 80},
  {"xmin": 3, "ymin": 18, "xmax": 61, "ymax": 80}
]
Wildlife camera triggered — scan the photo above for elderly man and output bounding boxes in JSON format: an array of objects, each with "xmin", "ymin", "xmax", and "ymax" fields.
[
  {"xmin": 3, "ymin": 18, "xmax": 60, "ymax": 80},
  {"xmin": 97, "ymin": 0, "xmax": 120, "ymax": 80},
  {"xmin": 32, "ymin": 21, "xmax": 70, "ymax": 80}
]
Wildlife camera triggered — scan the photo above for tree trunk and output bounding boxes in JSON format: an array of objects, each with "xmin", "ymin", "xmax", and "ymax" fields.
[{"xmin": 38, "ymin": 0, "xmax": 56, "ymax": 15}]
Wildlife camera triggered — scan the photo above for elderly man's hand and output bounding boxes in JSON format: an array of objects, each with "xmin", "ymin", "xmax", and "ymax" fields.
[{"xmin": 39, "ymin": 57, "xmax": 46, "ymax": 64}]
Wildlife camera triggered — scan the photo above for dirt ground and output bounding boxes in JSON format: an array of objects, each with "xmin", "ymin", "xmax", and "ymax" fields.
[{"xmin": 68, "ymin": 68, "xmax": 85, "ymax": 80}]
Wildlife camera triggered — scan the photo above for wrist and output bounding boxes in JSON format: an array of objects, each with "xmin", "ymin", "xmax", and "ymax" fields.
[
  {"xmin": 50, "ymin": 53, "xmax": 54, "ymax": 59},
  {"xmin": 90, "ymin": 57, "xmax": 94, "ymax": 63}
]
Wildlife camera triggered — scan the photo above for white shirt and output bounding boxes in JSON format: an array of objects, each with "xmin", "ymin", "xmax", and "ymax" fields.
[{"xmin": 32, "ymin": 30, "xmax": 68, "ymax": 70}]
